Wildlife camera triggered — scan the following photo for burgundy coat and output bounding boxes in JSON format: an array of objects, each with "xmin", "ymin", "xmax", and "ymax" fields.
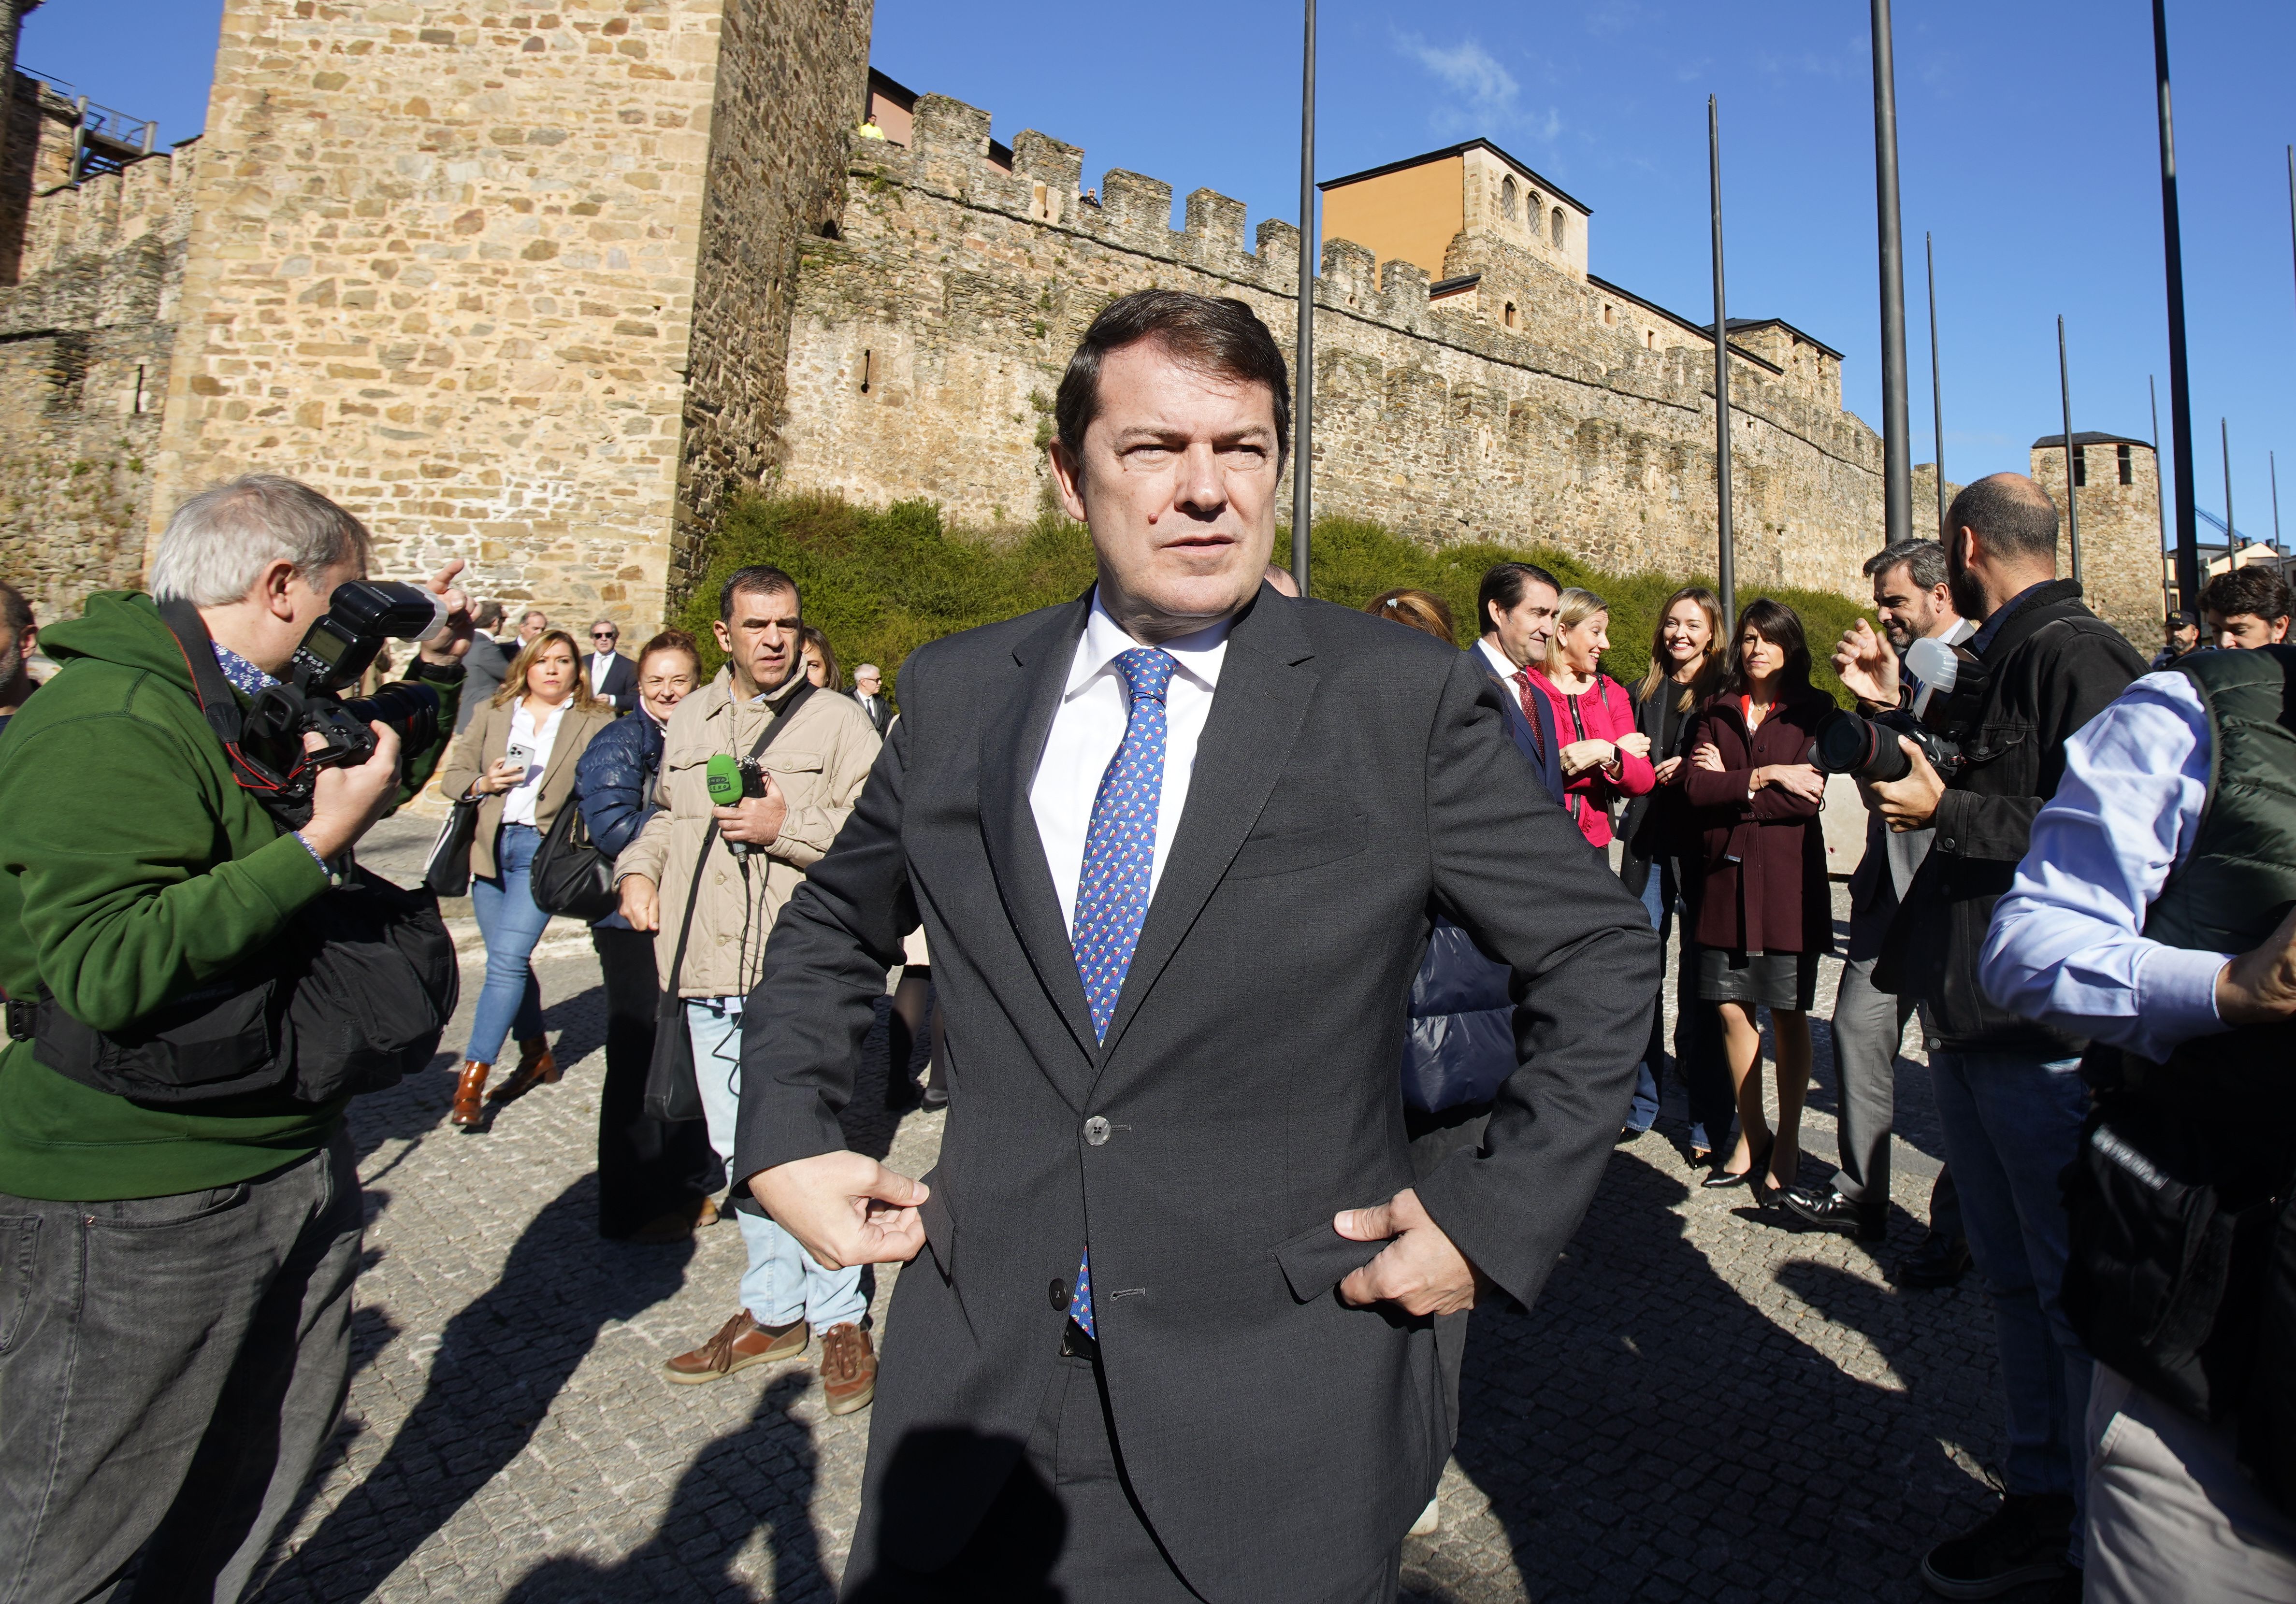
[{"xmin": 1679, "ymin": 688, "xmax": 1836, "ymax": 956}]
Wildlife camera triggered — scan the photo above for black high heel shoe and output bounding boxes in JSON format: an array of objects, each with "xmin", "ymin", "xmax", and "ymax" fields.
[{"xmin": 1701, "ymin": 1137, "xmax": 1774, "ymax": 1190}]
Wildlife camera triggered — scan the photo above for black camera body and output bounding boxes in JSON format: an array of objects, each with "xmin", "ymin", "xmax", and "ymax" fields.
[
  {"xmin": 1809, "ymin": 635, "xmax": 1990, "ymax": 785},
  {"xmin": 236, "ymin": 580, "xmax": 450, "ymax": 820}
]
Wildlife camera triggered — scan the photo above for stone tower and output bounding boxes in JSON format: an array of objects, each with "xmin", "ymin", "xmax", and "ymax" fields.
[
  {"xmin": 2029, "ymin": 431, "xmax": 2163, "ymax": 643},
  {"xmin": 110, "ymin": 0, "xmax": 869, "ymax": 629}
]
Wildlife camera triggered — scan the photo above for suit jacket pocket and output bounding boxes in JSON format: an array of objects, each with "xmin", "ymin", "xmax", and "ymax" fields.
[
  {"xmin": 1227, "ymin": 813, "xmax": 1367, "ymax": 880},
  {"xmin": 919, "ymin": 1171, "xmax": 954, "ymax": 1280},
  {"xmin": 1271, "ymin": 1217, "xmax": 1385, "ymax": 1303}
]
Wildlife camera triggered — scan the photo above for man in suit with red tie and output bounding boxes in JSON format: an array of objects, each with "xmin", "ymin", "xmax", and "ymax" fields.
[
  {"xmin": 1473, "ymin": 560, "xmax": 1567, "ymax": 804},
  {"xmin": 732, "ymin": 290, "xmax": 1656, "ymax": 1601}
]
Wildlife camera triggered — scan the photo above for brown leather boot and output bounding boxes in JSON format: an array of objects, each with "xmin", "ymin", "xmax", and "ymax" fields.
[
  {"xmin": 663, "ymin": 1311, "xmax": 807, "ymax": 1385},
  {"xmin": 449, "ymin": 1061, "xmax": 489, "ymax": 1128},
  {"xmin": 820, "ymin": 1323, "xmax": 877, "ymax": 1416},
  {"xmin": 488, "ymin": 1035, "xmax": 561, "ymax": 1104}
]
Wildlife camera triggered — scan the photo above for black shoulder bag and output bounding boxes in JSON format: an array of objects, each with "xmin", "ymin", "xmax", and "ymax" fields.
[
  {"xmin": 533, "ymin": 787, "xmax": 619, "ymax": 922},
  {"xmin": 7, "ymin": 604, "xmax": 460, "ymax": 1106},
  {"xmin": 643, "ymin": 682, "xmax": 814, "ymax": 1122}
]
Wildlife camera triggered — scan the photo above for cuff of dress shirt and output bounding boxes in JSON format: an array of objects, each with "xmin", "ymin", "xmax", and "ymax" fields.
[{"xmin": 2135, "ymin": 943, "xmax": 2235, "ymax": 1050}]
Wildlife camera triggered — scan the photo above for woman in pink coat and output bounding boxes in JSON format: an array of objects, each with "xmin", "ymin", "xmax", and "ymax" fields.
[{"xmin": 1524, "ymin": 587, "xmax": 1656, "ymax": 850}]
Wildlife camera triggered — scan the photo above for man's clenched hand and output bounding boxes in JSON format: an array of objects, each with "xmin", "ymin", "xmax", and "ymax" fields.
[
  {"xmin": 750, "ymin": 1151, "xmax": 929, "ymax": 1271},
  {"xmin": 1333, "ymin": 1188, "xmax": 1480, "ymax": 1317}
]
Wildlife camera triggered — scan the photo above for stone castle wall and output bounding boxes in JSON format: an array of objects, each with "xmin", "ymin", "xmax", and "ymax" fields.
[
  {"xmin": 2030, "ymin": 441, "xmax": 2163, "ymax": 644},
  {"xmin": 778, "ymin": 94, "xmax": 1891, "ymax": 597},
  {"xmin": 0, "ymin": 79, "xmax": 191, "ymax": 619}
]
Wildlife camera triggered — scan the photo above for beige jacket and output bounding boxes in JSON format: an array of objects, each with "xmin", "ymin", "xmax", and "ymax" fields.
[
  {"xmin": 436, "ymin": 696, "xmax": 618, "ymax": 881},
  {"xmin": 616, "ymin": 666, "xmax": 881, "ymax": 998}
]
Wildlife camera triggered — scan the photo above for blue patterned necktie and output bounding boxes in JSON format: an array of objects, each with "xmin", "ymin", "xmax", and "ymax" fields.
[{"xmin": 1065, "ymin": 645, "xmax": 1177, "ymax": 1338}]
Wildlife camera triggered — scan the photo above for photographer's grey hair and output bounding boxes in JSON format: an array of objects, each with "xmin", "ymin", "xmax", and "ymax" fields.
[
  {"xmin": 1863, "ymin": 538, "xmax": 1949, "ymax": 593},
  {"xmin": 148, "ymin": 475, "xmax": 372, "ymax": 607}
]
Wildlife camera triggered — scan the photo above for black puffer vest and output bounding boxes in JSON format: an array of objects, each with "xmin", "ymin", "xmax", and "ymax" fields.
[{"xmin": 2063, "ymin": 645, "xmax": 2296, "ymax": 1515}]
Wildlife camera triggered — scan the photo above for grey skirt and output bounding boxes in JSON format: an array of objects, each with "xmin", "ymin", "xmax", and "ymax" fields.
[{"xmin": 1696, "ymin": 946, "xmax": 1820, "ymax": 1012}]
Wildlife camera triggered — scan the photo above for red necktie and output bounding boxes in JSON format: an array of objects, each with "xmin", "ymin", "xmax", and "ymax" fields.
[{"xmin": 1512, "ymin": 670, "xmax": 1545, "ymax": 759}]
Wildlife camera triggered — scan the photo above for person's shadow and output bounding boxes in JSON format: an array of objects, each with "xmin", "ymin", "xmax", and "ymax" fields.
[
  {"xmin": 1404, "ymin": 1148, "xmax": 2018, "ymax": 1604},
  {"xmin": 251, "ymin": 1179, "xmax": 693, "ymax": 1600}
]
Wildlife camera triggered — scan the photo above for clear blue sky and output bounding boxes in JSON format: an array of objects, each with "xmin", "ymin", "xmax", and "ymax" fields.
[{"xmin": 26, "ymin": 0, "xmax": 2295, "ymax": 551}]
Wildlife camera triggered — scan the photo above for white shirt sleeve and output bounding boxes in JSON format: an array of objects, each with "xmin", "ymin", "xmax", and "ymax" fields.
[{"xmin": 1979, "ymin": 671, "xmax": 2229, "ymax": 1060}]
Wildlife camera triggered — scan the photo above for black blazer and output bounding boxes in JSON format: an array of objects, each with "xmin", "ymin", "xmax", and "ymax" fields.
[
  {"xmin": 587, "ymin": 649, "xmax": 636, "ymax": 712},
  {"xmin": 733, "ymin": 585, "xmax": 1656, "ymax": 1601}
]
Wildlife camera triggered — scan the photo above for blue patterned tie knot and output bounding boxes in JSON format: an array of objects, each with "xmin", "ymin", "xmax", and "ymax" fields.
[{"xmin": 1065, "ymin": 644, "xmax": 1177, "ymax": 1339}]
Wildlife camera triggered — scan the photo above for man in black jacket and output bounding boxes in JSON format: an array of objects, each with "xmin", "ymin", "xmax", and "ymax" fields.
[
  {"xmin": 731, "ymin": 290, "xmax": 1655, "ymax": 1602},
  {"xmin": 1870, "ymin": 473, "xmax": 2145, "ymax": 1601}
]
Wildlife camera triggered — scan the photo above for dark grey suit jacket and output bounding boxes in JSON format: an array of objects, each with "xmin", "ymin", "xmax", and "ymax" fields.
[
  {"xmin": 455, "ymin": 632, "xmax": 512, "ymax": 730},
  {"xmin": 734, "ymin": 585, "xmax": 1657, "ymax": 1601}
]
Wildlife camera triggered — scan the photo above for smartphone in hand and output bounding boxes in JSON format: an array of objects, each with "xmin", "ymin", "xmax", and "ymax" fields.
[{"xmin": 505, "ymin": 743, "xmax": 536, "ymax": 778}]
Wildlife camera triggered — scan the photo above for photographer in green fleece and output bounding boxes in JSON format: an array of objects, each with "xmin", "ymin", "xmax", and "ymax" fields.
[{"xmin": 0, "ymin": 476, "xmax": 470, "ymax": 1602}]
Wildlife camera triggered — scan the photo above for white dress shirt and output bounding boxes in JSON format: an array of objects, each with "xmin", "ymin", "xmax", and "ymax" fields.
[
  {"xmin": 1980, "ymin": 670, "xmax": 2227, "ymax": 1061},
  {"xmin": 589, "ymin": 651, "xmax": 619, "ymax": 705},
  {"xmin": 1028, "ymin": 591, "xmax": 1230, "ymax": 936},
  {"xmin": 501, "ymin": 697, "xmax": 570, "ymax": 827}
]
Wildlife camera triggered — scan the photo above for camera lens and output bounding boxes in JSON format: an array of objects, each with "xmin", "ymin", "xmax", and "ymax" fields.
[
  {"xmin": 340, "ymin": 681, "xmax": 441, "ymax": 758},
  {"xmin": 1809, "ymin": 710, "xmax": 1911, "ymax": 784}
]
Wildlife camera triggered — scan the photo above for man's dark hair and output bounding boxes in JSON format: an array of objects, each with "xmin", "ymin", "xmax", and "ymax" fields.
[
  {"xmin": 1720, "ymin": 596, "xmax": 1814, "ymax": 696},
  {"xmin": 1054, "ymin": 290, "xmax": 1291, "ymax": 474},
  {"xmin": 471, "ymin": 599, "xmax": 505, "ymax": 630},
  {"xmin": 1864, "ymin": 538, "xmax": 1949, "ymax": 594},
  {"xmin": 2199, "ymin": 566, "xmax": 2293, "ymax": 624},
  {"xmin": 719, "ymin": 563, "xmax": 800, "ymax": 621},
  {"xmin": 1476, "ymin": 561, "xmax": 1561, "ymax": 634},
  {"xmin": 0, "ymin": 578, "xmax": 30, "ymax": 637},
  {"xmin": 1946, "ymin": 473, "xmax": 2060, "ymax": 565}
]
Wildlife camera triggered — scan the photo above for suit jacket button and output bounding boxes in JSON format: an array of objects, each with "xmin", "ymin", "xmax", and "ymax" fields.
[
  {"xmin": 1083, "ymin": 1116, "xmax": 1111, "ymax": 1146},
  {"xmin": 1049, "ymin": 1278, "xmax": 1068, "ymax": 1310}
]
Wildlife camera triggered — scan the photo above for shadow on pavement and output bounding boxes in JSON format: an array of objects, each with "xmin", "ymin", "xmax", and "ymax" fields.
[
  {"xmin": 501, "ymin": 1372, "xmax": 831, "ymax": 1604},
  {"xmin": 1406, "ymin": 1148, "xmax": 2002, "ymax": 1604},
  {"xmin": 252, "ymin": 1179, "xmax": 693, "ymax": 1601}
]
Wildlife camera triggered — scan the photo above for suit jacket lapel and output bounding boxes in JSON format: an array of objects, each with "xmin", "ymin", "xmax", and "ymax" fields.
[
  {"xmin": 1096, "ymin": 592, "xmax": 1317, "ymax": 1069},
  {"xmin": 978, "ymin": 594, "xmax": 1102, "ymax": 1083}
]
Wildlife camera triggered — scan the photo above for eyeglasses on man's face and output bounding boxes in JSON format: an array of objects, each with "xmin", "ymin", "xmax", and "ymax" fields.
[{"xmin": 592, "ymin": 630, "xmax": 617, "ymax": 642}]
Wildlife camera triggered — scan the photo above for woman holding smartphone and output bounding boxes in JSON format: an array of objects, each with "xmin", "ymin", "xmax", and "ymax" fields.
[{"xmin": 438, "ymin": 626, "xmax": 617, "ymax": 1129}]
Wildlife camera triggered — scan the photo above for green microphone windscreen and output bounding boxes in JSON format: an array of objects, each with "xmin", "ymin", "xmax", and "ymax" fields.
[{"xmin": 706, "ymin": 753, "xmax": 742, "ymax": 807}]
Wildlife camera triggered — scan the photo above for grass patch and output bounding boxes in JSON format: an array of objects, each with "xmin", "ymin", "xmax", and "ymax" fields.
[{"xmin": 683, "ymin": 494, "xmax": 1869, "ymax": 709}]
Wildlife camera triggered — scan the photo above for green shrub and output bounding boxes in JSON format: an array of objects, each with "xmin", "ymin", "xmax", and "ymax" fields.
[{"xmin": 682, "ymin": 493, "xmax": 1870, "ymax": 709}]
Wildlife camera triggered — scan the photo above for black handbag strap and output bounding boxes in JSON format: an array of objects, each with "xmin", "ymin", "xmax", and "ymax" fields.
[{"xmin": 657, "ymin": 679, "xmax": 816, "ymax": 999}]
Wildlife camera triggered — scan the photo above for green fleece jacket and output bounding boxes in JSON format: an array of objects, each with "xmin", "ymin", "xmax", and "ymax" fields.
[{"xmin": 0, "ymin": 591, "xmax": 455, "ymax": 1201}]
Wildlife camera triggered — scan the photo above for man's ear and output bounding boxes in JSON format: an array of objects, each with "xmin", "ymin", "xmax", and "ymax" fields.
[
  {"xmin": 712, "ymin": 618, "xmax": 733, "ymax": 656},
  {"xmin": 1047, "ymin": 437, "xmax": 1090, "ymax": 525},
  {"xmin": 261, "ymin": 559, "xmax": 301, "ymax": 621}
]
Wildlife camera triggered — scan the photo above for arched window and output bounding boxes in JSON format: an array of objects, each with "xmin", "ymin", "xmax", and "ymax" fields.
[
  {"xmin": 1550, "ymin": 207, "xmax": 1566, "ymax": 248},
  {"xmin": 1499, "ymin": 175, "xmax": 1516, "ymax": 221}
]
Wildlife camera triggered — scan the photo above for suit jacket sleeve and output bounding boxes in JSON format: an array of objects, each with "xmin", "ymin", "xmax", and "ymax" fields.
[
  {"xmin": 1409, "ymin": 653, "xmax": 1661, "ymax": 1309},
  {"xmin": 435, "ymin": 703, "xmax": 495, "ymax": 803},
  {"xmin": 731, "ymin": 713, "xmax": 919, "ymax": 1186}
]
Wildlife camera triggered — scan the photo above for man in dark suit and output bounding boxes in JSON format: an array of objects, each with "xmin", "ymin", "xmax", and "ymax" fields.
[
  {"xmin": 1471, "ymin": 560, "xmax": 1566, "ymax": 802},
  {"xmin": 585, "ymin": 618, "xmax": 637, "ymax": 712},
  {"xmin": 734, "ymin": 290, "xmax": 1657, "ymax": 1602},
  {"xmin": 456, "ymin": 600, "xmax": 513, "ymax": 730},
  {"xmin": 851, "ymin": 662, "xmax": 893, "ymax": 734}
]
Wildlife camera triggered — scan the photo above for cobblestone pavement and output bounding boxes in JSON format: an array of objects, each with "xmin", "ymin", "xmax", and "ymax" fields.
[{"xmin": 248, "ymin": 818, "xmax": 2035, "ymax": 1604}]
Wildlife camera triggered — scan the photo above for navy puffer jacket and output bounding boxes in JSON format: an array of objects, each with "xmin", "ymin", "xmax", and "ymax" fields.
[
  {"xmin": 1401, "ymin": 917, "xmax": 1516, "ymax": 1113},
  {"xmin": 574, "ymin": 709, "xmax": 665, "ymax": 930}
]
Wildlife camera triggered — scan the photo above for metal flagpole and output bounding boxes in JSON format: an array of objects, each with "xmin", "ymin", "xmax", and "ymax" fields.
[
  {"xmin": 2223, "ymin": 418, "xmax": 2237, "ymax": 566},
  {"xmin": 2154, "ymin": 0, "xmax": 2201, "ymax": 608},
  {"xmin": 2287, "ymin": 146, "xmax": 2295, "ymax": 330},
  {"xmin": 1870, "ymin": 0, "xmax": 1913, "ymax": 548},
  {"xmin": 1290, "ymin": 0, "xmax": 1315, "ymax": 596},
  {"xmin": 1710, "ymin": 95, "xmax": 1735, "ymax": 628},
  {"xmin": 2059, "ymin": 316, "xmax": 2080, "ymax": 586},
  {"xmin": 2272, "ymin": 450, "xmax": 2282, "ymax": 554},
  {"xmin": 1927, "ymin": 231, "xmax": 1945, "ymax": 536},
  {"xmin": 2152, "ymin": 376, "xmax": 2172, "ymax": 615}
]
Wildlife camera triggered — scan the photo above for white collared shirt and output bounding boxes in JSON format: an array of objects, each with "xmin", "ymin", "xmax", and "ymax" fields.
[
  {"xmin": 501, "ymin": 697, "xmax": 570, "ymax": 826},
  {"xmin": 1028, "ymin": 590, "xmax": 1230, "ymax": 935},
  {"xmin": 1474, "ymin": 636, "xmax": 1522, "ymax": 684},
  {"xmin": 589, "ymin": 651, "xmax": 619, "ymax": 703}
]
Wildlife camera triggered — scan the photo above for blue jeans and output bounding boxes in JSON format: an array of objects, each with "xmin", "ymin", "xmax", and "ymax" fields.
[
  {"xmin": 465, "ymin": 822, "xmax": 551, "ymax": 1066},
  {"xmin": 1930, "ymin": 1047, "xmax": 2094, "ymax": 1558},
  {"xmin": 687, "ymin": 998, "xmax": 866, "ymax": 1333},
  {"xmin": 1628, "ymin": 859, "xmax": 1733, "ymax": 1152}
]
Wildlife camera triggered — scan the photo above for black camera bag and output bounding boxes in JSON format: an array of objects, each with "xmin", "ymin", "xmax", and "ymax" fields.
[{"xmin": 4, "ymin": 604, "xmax": 464, "ymax": 1105}]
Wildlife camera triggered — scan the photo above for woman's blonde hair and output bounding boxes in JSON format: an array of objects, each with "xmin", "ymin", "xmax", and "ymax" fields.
[
  {"xmin": 1636, "ymin": 585, "xmax": 1727, "ymax": 713},
  {"xmin": 1364, "ymin": 587, "xmax": 1456, "ymax": 644},
  {"xmin": 1542, "ymin": 587, "xmax": 1609, "ymax": 676},
  {"xmin": 492, "ymin": 627, "xmax": 601, "ymax": 712}
]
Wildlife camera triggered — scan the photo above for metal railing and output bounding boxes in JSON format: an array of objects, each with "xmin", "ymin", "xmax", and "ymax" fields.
[{"xmin": 17, "ymin": 69, "xmax": 159, "ymax": 183}]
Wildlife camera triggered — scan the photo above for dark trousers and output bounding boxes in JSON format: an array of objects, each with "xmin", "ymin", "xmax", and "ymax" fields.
[
  {"xmin": 848, "ymin": 1350, "xmax": 1402, "ymax": 1603},
  {"xmin": 591, "ymin": 925, "xmax": 721, "ymax": 1238},
  {"xmin": 1628, "ymin": 857, "xmax": 1735, "ymax": 1150},
  {"xmin": 0, "ymin": 1130, "xmax": 362, "ymax": 1604}
]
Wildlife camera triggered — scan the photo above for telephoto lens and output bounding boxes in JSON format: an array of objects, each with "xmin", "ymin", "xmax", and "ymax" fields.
[
  {"xmin": 1807, "ymin": 709, "xmax": 1913, "ymax": 783},
  {"xmin": 340, "ymin": 680, "xmax": 441, "ymax": 759}
]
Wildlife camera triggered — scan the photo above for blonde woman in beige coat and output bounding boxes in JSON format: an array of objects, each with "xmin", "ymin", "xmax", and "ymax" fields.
[{"xmin": 436, "ymin": 628, "xmax": 618, "ymax": 1129}]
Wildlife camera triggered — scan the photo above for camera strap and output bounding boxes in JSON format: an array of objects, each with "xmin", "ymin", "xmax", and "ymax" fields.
[{"xmin": 157, "ymin": 599, "xmax": 312, "ymax": 815}]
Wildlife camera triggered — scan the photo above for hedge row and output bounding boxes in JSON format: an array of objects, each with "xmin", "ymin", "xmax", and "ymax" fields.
[{"xmin": 677, "ymin": 493, "xmax": 1870, "ymax": 710}]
